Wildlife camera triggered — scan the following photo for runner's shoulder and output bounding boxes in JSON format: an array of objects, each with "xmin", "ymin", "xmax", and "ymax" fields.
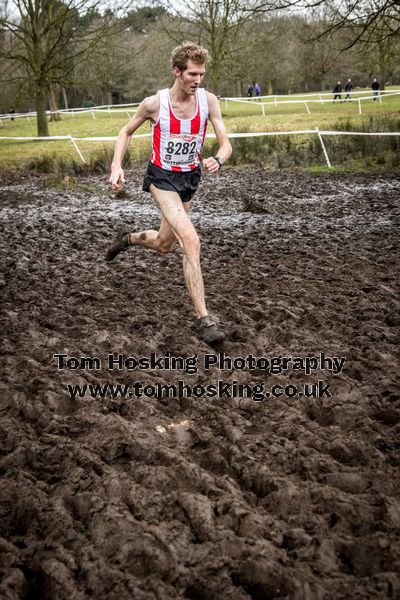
[
  {"xmin": 205, "ymin": 90, "xmax": 222, "ymax": 114},
  {"xmin": 205, "ymin": 90, "xmax": 219, "ymax": 104},
  {"xmin": 139, "ymin": 94, "xmax": 160, "ymax": 119}
]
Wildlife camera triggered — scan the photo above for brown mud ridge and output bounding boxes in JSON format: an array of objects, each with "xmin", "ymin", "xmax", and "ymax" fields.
[{"xmin": 0, "ymin": 168, "xmax": 399, "ymax": 599}]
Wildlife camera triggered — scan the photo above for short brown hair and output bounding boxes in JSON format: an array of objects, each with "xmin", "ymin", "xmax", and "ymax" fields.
[{"xmin": 171, "ymin": 41, "xmax": 210, "ymax": 72}]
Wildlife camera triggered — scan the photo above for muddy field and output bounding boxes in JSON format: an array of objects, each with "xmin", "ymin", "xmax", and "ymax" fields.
[{"xmin": 0, "ymin": 167, "xmax": 399, "ymax": 600}]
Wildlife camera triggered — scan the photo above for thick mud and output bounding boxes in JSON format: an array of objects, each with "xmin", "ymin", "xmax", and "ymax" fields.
[{"xmin": 0, "ymin": 168, "xmax": 399, "ymax": 599}]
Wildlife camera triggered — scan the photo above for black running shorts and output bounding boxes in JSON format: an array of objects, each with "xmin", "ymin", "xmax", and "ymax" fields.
[{"xmin": 142, "ymin": 162, "xmax": 201, "ymax": 203}]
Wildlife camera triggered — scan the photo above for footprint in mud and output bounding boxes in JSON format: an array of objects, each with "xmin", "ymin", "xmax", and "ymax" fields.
[
  {"xmin": 231, "ymin": 559, "xmax": 319, "ymax": 600},
  {"xmin": 336, "ymin": 534, "xmax": 393, "ymax": 576},
  {"xmin": 250, "ymin": 309, "xmax": 266, "ymax": 323},
  {"xmin": 179, "ymin": 491, "xmax": 215, "ymax": 542},
  {"xmin": 45, "ymin": 391, "xmax": 76, "ymax": 416}
]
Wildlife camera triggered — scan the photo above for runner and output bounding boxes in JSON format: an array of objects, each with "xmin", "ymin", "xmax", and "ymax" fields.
[{"xmin": 106, "ymin": 41, "xmax": 232, "ymax": 345}]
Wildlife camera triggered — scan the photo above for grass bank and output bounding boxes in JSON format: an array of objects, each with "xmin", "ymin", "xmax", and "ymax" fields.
[{"xmin": 0, "ymin": 89, "xmax": 399, "ymax": 174}]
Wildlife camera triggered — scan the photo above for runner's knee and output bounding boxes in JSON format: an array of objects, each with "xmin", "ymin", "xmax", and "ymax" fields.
[{"xmin": 182, "ymin": 232, "xmax": 200, "ymax": 256}]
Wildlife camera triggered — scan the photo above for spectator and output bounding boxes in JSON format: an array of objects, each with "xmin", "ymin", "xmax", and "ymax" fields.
[
  {"xmin": 371, "ymin": 78, "xmax": 380, "ymax": 102},
  {"xmin": 344, "ymin": 79, "xmax": 353, "ymax": 101},
  {"xmin": 332, "ymin": 81, "xmax": 342, "ymax": 102},
  {"xmin": 255, "ymin": 82, "xmax": 261, "ymax": 96},
  {"xmin": 247, "ymin": 84, "xmax": 254, "ymax": 97}
]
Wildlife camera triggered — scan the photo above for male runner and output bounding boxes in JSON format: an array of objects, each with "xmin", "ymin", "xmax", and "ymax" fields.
[{"xmin": 106, "ymin": 42, "xmax": 232, "ymax": 345}]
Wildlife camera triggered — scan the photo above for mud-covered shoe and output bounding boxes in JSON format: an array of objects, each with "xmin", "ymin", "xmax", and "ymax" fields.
[
  {"xmin": 196, "ymin": 315, "xmax": 225, "ymax": 346},
  {"xmin": 105, "ymin": 225, "xmax": 131, "ymax": 261}
]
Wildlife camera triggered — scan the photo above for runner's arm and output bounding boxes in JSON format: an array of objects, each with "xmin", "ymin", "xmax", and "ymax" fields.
[
  {"xmin": 203, "ymin": 92, "xmax": 232, "ymax": 174},
  {"xmin": 109, "ymin": 95, "xmax": 159, "ymax": 191}
]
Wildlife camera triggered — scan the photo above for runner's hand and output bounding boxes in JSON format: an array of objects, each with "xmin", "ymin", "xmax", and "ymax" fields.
[
  {"xmin": 109, "ymin": 167, "xmax": 125, "ymax": 191},
  {"xmin": 202, "ymin": 157, "xmax": 220, "ymax": 173}
]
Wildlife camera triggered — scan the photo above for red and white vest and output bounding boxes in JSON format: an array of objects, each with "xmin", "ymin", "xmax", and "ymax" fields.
[{"xmin": 150, "ymin": 88, "xmax": 208, "ymax": 172}]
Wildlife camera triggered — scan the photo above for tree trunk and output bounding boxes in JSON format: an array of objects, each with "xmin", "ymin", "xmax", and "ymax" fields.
[
  {"xmin": 236, "ymin": 80, "xmax": 241, "ymax": 97},
  {"xmin": 36, "ymin": 88, "xmax": 49, "ymax": 136},
  {"xmin": 210, "ymin": 76, "xmax": 220, "ymax": 95},
  {"xmin": 378, "ymin": 45, "xmax": 387, "ymax": 91},
  {"xmin": 62, "ymin": 87, "xmax": 69, "ymax": 110},
  {"xmin": 49, "ymin": 83, "xmax": 61, "ymax": 121}
]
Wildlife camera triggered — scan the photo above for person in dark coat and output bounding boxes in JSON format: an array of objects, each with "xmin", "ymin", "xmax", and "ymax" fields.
[
  {"xmin": 332, "ymin": 81, "xmax": 342, "ymax": 102},
  {"xmin": 345, "ymin": 79, "xmax": 353, "ymax": 101},
  {"xmin": 371, "ymin": 78, "xmax": 380, "ymax": 102}
]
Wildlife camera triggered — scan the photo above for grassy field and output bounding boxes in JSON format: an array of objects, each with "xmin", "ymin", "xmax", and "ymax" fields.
[{"xmin": 0, "ymin": 87, "xmax": 399, "ymax": 172}]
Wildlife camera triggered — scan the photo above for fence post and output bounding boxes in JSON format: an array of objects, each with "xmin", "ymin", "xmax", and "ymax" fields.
[
  {"xmin": 315, "ymin": 127, "xmax": 331, "ymax": 168},
  {"xmin": 69, "ymin": 135, "xmax": 86, "ymax": 163}
]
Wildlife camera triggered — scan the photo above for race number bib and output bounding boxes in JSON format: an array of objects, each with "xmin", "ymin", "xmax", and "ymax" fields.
[{"xmin": 164, "ymin": 134, "xmax": 198, "ymax": 166}]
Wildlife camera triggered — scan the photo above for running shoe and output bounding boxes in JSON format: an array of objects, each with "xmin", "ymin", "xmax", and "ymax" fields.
[
  {"xmin": 105, "ymin": 225, "xmax": 131, "ymax": 261},
  {"xmin": 196, "ymin": 315, "xmax": 225, "ymax": 345}
]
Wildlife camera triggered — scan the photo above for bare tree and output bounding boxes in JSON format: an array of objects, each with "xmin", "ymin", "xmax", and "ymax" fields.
[
  {"xmin": 157, "ymin": 0, "xmax": 274, "ymax": 93},
  {"xmin": 313, "ymin": 0, "xmax": 400, "ymax": 47},
  {"xmin": 71, "ymin": 6, "xmax": 169, "ymax": 105},
  {"xmin": 250, "ymin": 0, "xmax": 400, "ymax": 47},
  {"xmin": 0, "ymin": 0, "xmax": 128, "ymax": 135}
]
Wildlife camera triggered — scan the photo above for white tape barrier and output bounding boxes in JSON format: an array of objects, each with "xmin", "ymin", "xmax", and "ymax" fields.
[
  {"xmin": 229, "ymin": 94, "xmax": 389, "ymax": 105},
  {"xmin": 317, "ymin": 130, "xmax": 400, "ymax": 136},
  {"xmin": 0, "ymin": 135, "xmax": 72, "ymax": 140},
  {"xmin": 225, "ymin": 91, "xmax": 400, "ymax": 115},
  {"xmin": 59, "ymin": 101, "xmax": 141, "ymax": 112},
  {"xmin": 1, "ymin": 128, "xmax": 399, "ymax": 168},
  {"xmin": 221, "ymin": 89, "xmax": 399, "ymax": 101},
  {"xmin": 62, "ymin": 108, "xmax": 138, "ymax": 115},
  {"xmin": 0, "ymin": 134, "xmax": 150, "ymax": 141},
  {"xmin": 222, "ymin": 92, "xmax": 399, "ymax": 116},
  {"xmin": 0, "ymin": 105, "xmax": 139, "ymax": 121},
  {"xmin": 2, "ymin": 89, "xmax": 398, "ymax": 120}
]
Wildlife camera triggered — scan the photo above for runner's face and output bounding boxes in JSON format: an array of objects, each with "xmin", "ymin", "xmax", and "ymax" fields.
[{"xmin": 174, "ymin": 60, "xmax": 205, "ymax": 95}]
